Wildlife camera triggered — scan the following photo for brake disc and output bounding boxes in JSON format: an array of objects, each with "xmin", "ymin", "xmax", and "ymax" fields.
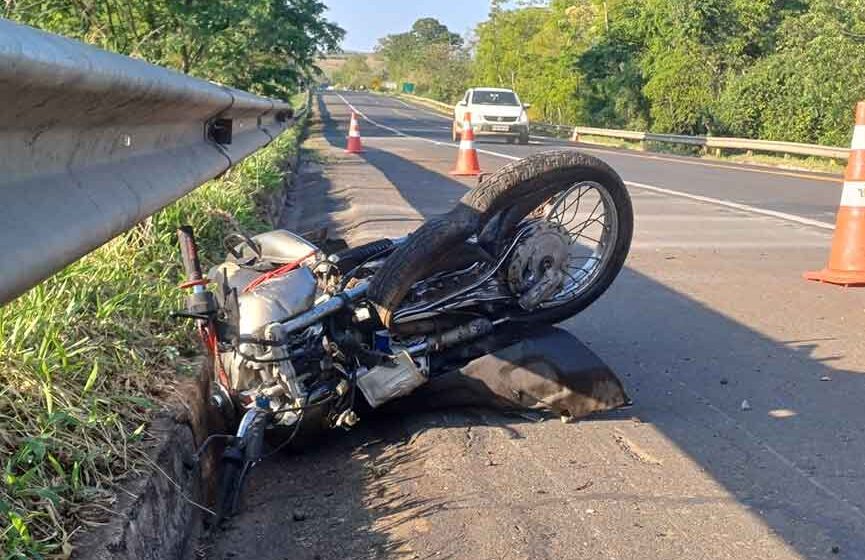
[{"xmin": 507, "ymin": 223, "xmax": 570, "ymax": 310}]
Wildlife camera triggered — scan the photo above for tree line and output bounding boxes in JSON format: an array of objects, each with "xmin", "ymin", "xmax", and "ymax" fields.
[
  {"xmin": 4, "ymin": 0, "xmax": 343, "ymax": 99},
  {"xmin": 370, "ymin": 1, "xmax": 865, "ymax": 146}
]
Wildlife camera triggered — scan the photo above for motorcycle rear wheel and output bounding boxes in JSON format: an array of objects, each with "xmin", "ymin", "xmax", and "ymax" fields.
[{"xmin": 368, "ymin": 150, "xmax": 633, "ymax": 327}]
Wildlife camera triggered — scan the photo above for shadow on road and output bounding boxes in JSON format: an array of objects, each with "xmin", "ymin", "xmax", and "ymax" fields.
[
  {"xmin": 204, "ymin": 416, "xmax": 461, "ymax": 559},
  {"xmin": 317, "ymin": 94, "xmax": 470, "ymax": 220},
  {"xmin": 566, "ymin": 267, "xmax": 865, "ymax": 558}
]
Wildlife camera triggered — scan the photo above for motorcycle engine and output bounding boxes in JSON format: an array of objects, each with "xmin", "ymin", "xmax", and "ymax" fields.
[
  {"xmin": 209, "ymin": 230, "xmax": 321, "ymax": 425},
  {"xmin": 506, "ymin": 223, "xmax": 570, "ymax": 310}
]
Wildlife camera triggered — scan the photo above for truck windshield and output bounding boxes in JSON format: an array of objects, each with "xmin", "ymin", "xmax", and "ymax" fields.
[{"xmin": 471, "ymin": 90, "xmax": 519, "ymax": 106}]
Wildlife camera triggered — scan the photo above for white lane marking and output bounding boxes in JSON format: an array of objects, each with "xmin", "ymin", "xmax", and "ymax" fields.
[
  {"xmin": 632, "ymin": 241, "xmax": 830, "ymax": 248},
  {"xmin": 533, "ymin": 134, "xmax": 841, "ymax": 184},
  {"xmin": 390, "ymin": 95, "xmax": 454, "ymax": 121},
  {"xmin": 626, "ymin": 182, "xmax": 835, "ymax": 230},
  {"xmin": 332, "ymin": 92, "xmax": 836, "ymax": 231}
]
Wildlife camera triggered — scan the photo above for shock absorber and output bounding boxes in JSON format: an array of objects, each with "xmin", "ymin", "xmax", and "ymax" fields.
[{"xmin": 407, "ymin": 318, "xmax": 494, "ymax": 355}]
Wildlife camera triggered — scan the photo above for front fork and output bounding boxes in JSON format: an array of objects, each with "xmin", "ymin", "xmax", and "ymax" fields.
[
  {"xmin": 213, "ymin": 400, "xmax": 270, "ymax": 524},
  {"xmin": 234, "ymin": 398, "xmax": 270, "ymax": 462}
]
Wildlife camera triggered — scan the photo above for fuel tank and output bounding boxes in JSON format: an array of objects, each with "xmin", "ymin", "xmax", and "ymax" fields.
[{"xmin": 209, "ymin": 229, "xmax": 320, "ymax": 336}]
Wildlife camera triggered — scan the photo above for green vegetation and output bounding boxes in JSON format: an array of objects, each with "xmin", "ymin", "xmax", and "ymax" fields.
[
  {"xmin": 378, "ymin": 1, "xmax": 865, "ymax": 146},
  {"xmin": 377, "ymin": 17, "xmax": 471, "ymax": 101},
  {"xmin": 4, "ymin": 0, "xmax": 342, "ymax": 98},
  {"xmin": 572, "ymin": 133, "xmax": 846, "ymax": 174},
  {"xmin": 332, "ymin": 54, "xmax": 376, "ymax": 89}
]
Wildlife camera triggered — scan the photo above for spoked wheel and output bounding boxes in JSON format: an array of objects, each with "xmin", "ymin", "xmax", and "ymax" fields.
[
  {"xmin": 512, "ymin": 179, "xmax": 625, "ymax": 319},
  {"xmin": 368, "ymin": 150, "xmax": 633, "ymax": 328}
]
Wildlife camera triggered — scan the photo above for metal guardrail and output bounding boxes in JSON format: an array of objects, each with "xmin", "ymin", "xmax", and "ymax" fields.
[
  {"xmin": 393, "ymin": 93, "xmax": 850, "ymax": 161},
  {"xmin": 395, "ymin": 93, "xmax": 455, "ymax": 113},
  {"xmin": 533, "ymin": 123, "xmax": 850, "ymax": 160},
  {"xmin": 0, "ymin": 20, "xmax": 300, "ymax": 305}
]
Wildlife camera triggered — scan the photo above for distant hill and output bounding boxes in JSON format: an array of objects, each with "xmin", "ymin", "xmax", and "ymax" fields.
[{"xmin": 317, "ymin": 52, "xmax": 384, "ymax": 81}]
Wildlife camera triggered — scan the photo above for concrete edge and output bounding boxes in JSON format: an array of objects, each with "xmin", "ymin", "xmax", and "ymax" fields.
[{"xmin": 72, "ymin": 381, "xmax": 207, "ymax": 560}]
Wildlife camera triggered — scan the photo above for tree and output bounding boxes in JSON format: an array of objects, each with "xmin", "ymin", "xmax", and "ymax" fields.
[
  {"xmin": 411, "ymin": 17, "xmax": 462, "ymax": 47},
  {"xmin": 376, "ymin": 17, "xmax": 469, "ymax": 102},
  {"xmin": 716, "ymin": 0, "xmax": 865, "ymax": 145},
  {"xmin": 473, "ymin": 1, "xmax": 596, "ymax": 123},
  {"xmin": 4, "ymin": 0, "xmax": 344, "ymax": 98},
  {"xmin": 333, "ymin": 54, "xmax": 374, "ymax": 88}
]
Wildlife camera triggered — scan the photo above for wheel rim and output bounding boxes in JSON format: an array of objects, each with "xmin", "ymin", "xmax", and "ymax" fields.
[{"xmin": 537, "ymin": 180, "xmax": 619, "ymax": 307}]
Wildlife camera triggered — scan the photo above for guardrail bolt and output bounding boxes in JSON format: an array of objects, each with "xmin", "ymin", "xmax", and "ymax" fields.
[{"xmin": 208, "ymin": 118, "xmax": 233, "ymax": 145}]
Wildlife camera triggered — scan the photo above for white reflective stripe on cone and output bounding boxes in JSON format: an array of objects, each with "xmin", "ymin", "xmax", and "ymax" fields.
[
  {"xmin": 460, "ymin": 140, "xmax": 475, "ymax": 150},
  {"xmin": 852, "ymin": 125, "xmax": 865, "ymax": 150},
  {"xmin": 840, "ymin": 181, "xmax": 865, "ymax": 207}
]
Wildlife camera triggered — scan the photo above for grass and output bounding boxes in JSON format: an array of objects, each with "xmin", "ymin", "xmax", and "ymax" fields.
[{"xmin": 0, "ymin": 96, "xmax": 309, "ymax": 559}]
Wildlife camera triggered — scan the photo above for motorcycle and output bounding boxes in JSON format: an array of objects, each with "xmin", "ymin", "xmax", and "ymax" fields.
[{"xmin": 175, "ymin": 150, "xmax": 634, "ymax": 523}]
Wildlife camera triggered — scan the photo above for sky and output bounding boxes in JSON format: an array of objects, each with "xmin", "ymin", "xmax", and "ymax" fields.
[{"xmin": 323, "ymin": 0, "xmax": 494, "ymax": 52}]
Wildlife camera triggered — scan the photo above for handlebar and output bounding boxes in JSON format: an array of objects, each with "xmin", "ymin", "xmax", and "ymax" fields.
[
  {"xmin": 278, "ymin": 282, "xmax": 369, "ymax": 336},
  {"xmin": 177, "ymin": 226, "xmax": 204, "ymax": 286}
]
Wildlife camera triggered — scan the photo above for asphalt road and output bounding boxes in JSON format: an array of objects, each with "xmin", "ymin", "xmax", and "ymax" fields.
[{"xmin": 202, "ymin": 91, "xmax": 865, "ymax": 560}]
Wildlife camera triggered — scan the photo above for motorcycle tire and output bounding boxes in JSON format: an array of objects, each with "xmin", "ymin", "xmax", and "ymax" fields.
[
  {"xmin": 213, "ymin": 456, "xmax": 248, "ymax": 527},
  {"xmin": 368, "ymin": 150, "xmax": 633, "ymax": 328}
]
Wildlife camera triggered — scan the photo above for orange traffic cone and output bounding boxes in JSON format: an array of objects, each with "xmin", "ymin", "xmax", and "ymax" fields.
[
  {"xmin": 451, "ymin": 112, "xmax": 481, "ymax": 176},
  {"xmin": 346, "ymin": 112, "xmax": 363, "ymax": 153},
  {"xmin": 805, "ymin": 101, "xmax": 865, "ymax": 286}
]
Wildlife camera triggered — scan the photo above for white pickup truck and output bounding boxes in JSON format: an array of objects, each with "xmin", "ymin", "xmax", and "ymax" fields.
[{"xmin": 452, "ymin": 87, "xmax": 530, "ymax": 145}]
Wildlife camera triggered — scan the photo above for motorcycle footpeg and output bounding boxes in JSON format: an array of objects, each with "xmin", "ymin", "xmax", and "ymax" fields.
[{"xmin": 170, "ymin": 310, "xmax": 212, "ymax": 321}]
